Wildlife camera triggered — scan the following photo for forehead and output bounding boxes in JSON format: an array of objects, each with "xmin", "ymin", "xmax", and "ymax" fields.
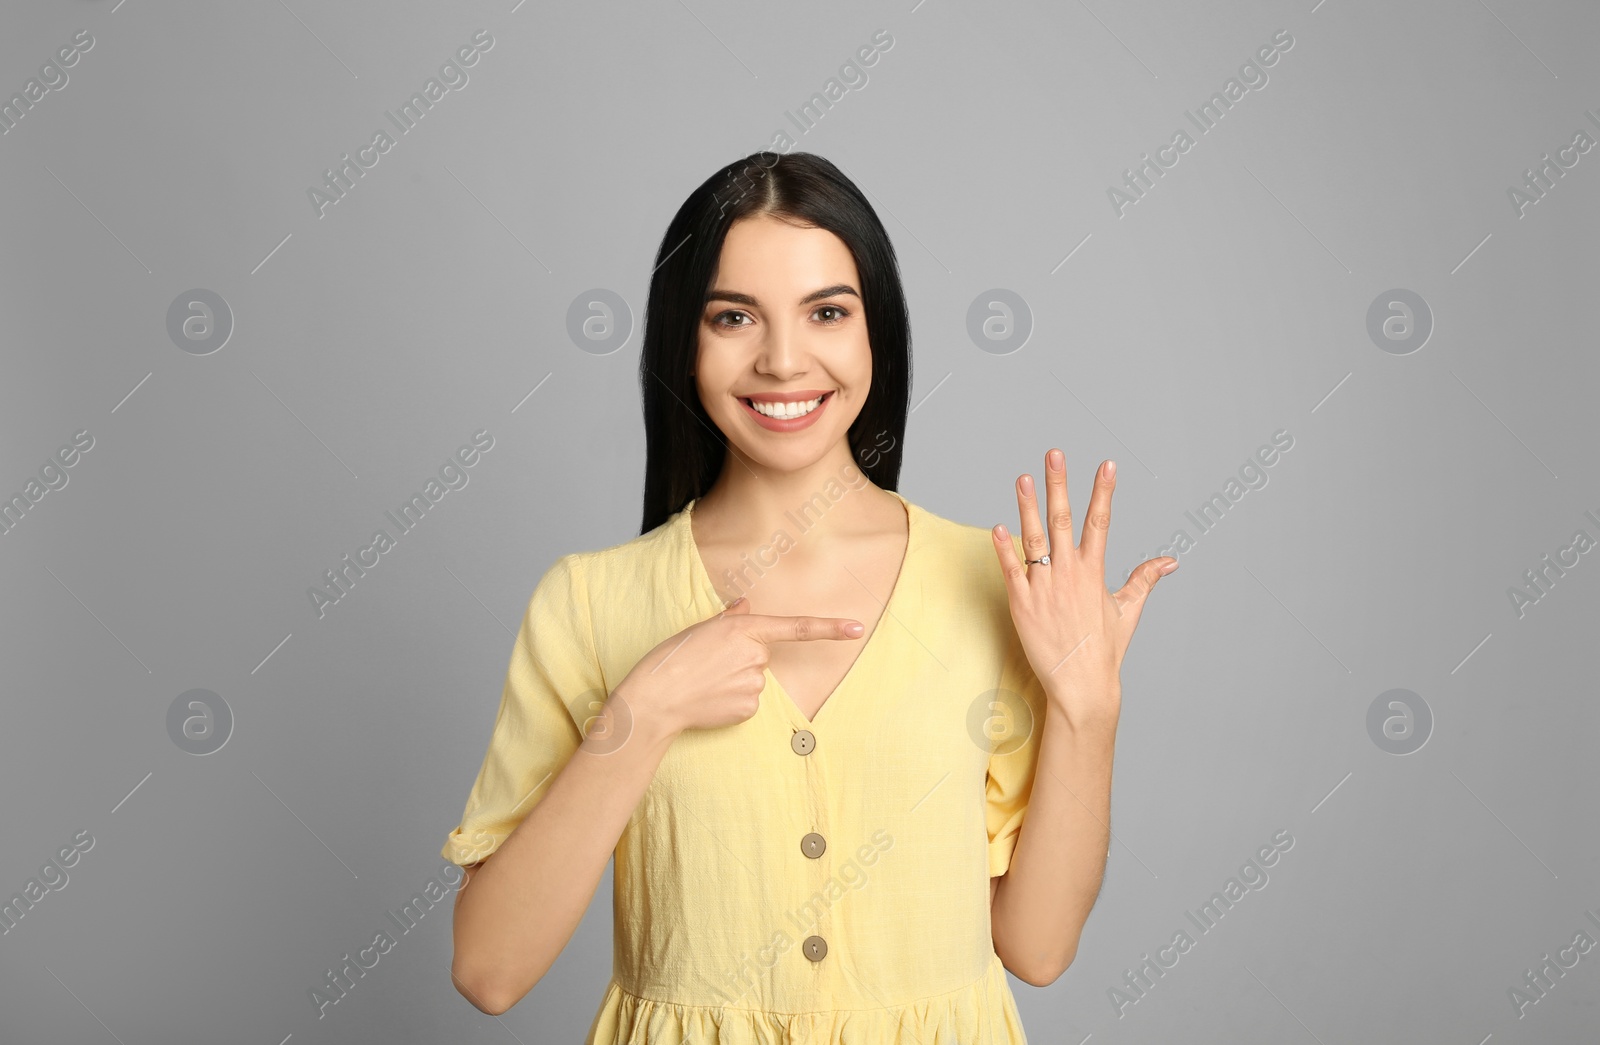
[{"xmin": 713, "ymin": 214, "xmax": 859, "ymax": 289}]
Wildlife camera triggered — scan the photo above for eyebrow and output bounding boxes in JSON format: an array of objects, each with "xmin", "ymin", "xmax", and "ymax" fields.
[{"xmin": 704, "ymin": 284, "xmax": 860, "ymax": 308}]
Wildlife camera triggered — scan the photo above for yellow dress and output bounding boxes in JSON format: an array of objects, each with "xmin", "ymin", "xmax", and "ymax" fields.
[{"xmin": 442, "ymin": 489, "xmax": 1049, "ymax": 1043}]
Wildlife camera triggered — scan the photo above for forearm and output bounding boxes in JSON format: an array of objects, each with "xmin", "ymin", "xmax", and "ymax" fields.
[
  {"xmin": 451, "ymin": 687, "xmax": 676, "ymax": 1014},
  {"xmin": 991, "ymin": 692, "xmax": 1116, "ymax": 986}
]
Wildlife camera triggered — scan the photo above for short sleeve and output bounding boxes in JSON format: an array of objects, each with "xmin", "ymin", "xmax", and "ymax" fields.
[
  {"xmin": 440, "ymin": 553, "xmax": 596, "ymax": 867},
  {"xmin": 986, "ymin": 623, "xmax": 1049, "ymax": 878}
]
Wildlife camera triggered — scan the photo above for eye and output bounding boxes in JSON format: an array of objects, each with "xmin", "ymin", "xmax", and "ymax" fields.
[
  {"xmin": 711, "ymin": 310, "xmax": 752, "ymax": 328},
  {"xmin": 814, "ymin": 304, "xmax": 850, "ymax": 324}
]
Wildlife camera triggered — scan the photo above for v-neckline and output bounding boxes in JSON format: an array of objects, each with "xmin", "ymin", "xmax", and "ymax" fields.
[{"xmin": 679, "ymin": 488, "xmax": 918, "ymax": 728}]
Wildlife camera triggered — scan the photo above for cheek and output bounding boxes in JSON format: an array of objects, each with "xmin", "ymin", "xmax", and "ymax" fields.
[
  {"xmin": 693, "ymin": 342, "xmax": 725, "ymax": 397},
  {"xmin": 845, "ymin": 334, "xmax": 873, "ymax": 391},
  {"xmin": 699, "ymin": 378, "xmax": 731, "ymax": 421},
  {"xmin": 694, "ymin": 347, "xmax": 747, "ymax": 423}
]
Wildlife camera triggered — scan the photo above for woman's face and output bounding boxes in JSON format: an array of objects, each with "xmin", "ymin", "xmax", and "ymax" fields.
[{"xmin": 695, "ymin": 212, "xmax": 870, "ymax": 475}]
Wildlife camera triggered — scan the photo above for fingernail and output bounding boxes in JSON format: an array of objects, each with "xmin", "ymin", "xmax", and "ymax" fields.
[
  {"xmin": 1049, "ymin": 449, "xmax": 1063, "ymax": 469},
  {"xmin": 1160, "ymin": 558, "xmax": 1178, "ymax": 575},
  {"xmin": 728, "ymin": 596, "xmax": 746, "ymax": 606},
  {"xmin": 994, "ymin": 523, "xmax": 1008, "ymax": 539},
  {"xmin": 1105, "ymin": 460, "xmax": 1116, "ymax": 479},
  {"xmin": 845, "ymin": 621, "xmax": 864, "ymax": 636}
]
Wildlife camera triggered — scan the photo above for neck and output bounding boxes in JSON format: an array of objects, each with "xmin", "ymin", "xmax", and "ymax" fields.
[{"xmin": 693, "ymin": 438, "xmax": 886, "ymax": 548}]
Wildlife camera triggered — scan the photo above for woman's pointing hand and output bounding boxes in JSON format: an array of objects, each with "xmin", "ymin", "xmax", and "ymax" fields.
[{"xmin": 614, "ymin": 597, "xmax": 863, "ymax": 741}]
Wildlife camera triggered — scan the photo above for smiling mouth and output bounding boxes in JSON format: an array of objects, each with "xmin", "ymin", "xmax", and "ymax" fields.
[{"xmin": 739, "ymin": 391, "xmax": 834, "ymax": 420}]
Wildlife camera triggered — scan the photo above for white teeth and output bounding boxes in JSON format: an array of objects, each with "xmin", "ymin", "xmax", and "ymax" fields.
[{"xmin": 748, "ymin": 395, "xmax": 824, "ymax": 419}]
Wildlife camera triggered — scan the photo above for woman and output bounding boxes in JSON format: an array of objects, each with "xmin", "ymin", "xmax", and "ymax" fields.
[{"xmin": 442, "ymin": 151, "xmax": 1177, "ymax": 1042}]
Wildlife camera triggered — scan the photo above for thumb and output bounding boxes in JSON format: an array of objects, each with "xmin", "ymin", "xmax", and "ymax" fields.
[{"xmin": 1115, "ymin": 558, "xmax": 1176, "ymax": 615}]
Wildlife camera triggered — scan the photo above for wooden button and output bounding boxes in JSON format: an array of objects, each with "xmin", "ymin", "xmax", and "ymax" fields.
[
  {"xmin": 790, "ymin": 729, "xmax": 815, "ymax": 755},
  {"xmin": 801, "ymin": 832, "xmax": 826, "ymax": 859}
]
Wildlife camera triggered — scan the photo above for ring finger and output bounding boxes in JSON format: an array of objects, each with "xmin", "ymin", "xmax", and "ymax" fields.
[{"xmin": 1015, "ymin": 472, "xmax": 1049, "ymax": 566}]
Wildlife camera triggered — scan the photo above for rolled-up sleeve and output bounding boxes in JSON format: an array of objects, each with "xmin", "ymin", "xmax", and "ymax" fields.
[
  {"xmin": 986, "ymin": 617, "xmax": 1048, "ymax": 878},
  {"xmin": 441, "ymin": 553, "xmax": 597, "ymax": 867}
]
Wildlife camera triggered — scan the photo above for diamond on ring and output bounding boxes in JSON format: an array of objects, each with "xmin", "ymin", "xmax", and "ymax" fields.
[{"xmin": 1025, "ymin": 554, "xmax": 1051, "ymax": 566}]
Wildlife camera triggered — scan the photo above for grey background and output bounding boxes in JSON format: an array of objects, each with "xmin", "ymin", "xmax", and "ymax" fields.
[{"xmin": 2, "ymin": 0, "xmax": 1596, "ymax": 1042}]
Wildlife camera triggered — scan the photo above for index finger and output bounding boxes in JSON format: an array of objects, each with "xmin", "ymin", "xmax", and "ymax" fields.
[
  {"xmin": 739, "ymin": 613, "xmax": 865, "ymax": 643},
  {"xmin": 1077, "ymin": 459, "xmax": 1116, "ymax": 567}
]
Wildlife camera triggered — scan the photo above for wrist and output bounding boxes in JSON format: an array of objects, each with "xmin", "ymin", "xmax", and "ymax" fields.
[
  {"xmin": 1044, "ymin": 678, "xmax": 1121, "ymax": 733},
  {"xmin": 604, "ymin": 680, "xmax": 680, "ymax": 751}
]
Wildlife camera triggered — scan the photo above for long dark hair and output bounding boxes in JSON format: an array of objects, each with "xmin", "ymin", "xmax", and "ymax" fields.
[{"xmin": 637, "ymin": 151, "xmax": 912, "ymax": 535}]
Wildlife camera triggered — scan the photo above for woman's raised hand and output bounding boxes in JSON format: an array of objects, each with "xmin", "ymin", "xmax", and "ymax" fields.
[
  {"xmin": 614, "ymin": 597, "xmax": 864, "ymax": 740},
  {"xmin": 991, "ymin": 448, "xmax": 1178, "ymax": 733}
]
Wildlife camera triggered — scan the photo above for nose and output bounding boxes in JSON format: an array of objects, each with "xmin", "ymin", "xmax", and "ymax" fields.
[{"xmin": 754, "ymin": 321, "xmax": 809, "ymax": 381}]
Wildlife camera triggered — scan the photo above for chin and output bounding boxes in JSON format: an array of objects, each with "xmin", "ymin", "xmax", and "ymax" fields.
[
  {"xmin": 723, "ymin": 420, "xmax": 852, "ymax": 469},
  {"xmin": 733, "ymin": 440, "xmax": 837, "ymax": 473}
]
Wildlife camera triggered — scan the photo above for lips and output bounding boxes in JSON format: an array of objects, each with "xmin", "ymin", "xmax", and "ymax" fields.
[{"xmin": 738, "ymin": 390, "xmax": 833, "ymax": 432}]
